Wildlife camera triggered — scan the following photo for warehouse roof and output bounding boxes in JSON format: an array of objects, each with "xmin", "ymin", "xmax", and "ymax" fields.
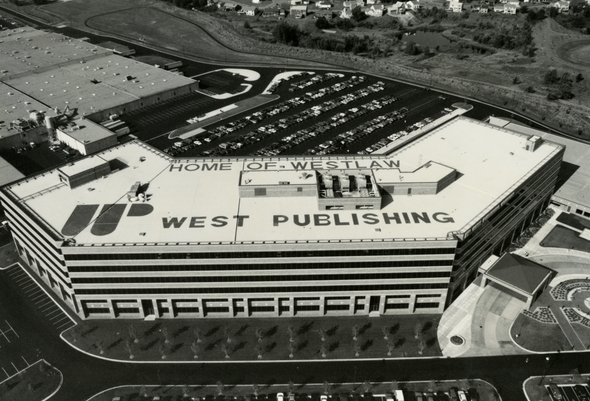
[{"xmin": 3, "ymin": 117, "xmax": 564, "ymax": 246}]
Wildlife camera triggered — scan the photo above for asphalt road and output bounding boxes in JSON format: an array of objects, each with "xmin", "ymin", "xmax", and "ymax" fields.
[{"xmin": 1, "ymin": 264, "xmax": 589, "ymax": 401}]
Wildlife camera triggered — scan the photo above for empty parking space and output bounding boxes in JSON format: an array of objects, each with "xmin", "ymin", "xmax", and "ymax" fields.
[{"xmin": 4, "ymin": 265, "xmax": 76, "ymax": 333}]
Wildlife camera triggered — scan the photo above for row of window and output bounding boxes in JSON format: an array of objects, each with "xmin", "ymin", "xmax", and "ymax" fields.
[
  {"xmin": 70, "ymin": 271, "xmax": 452, "ymax": 284},
  {"xmin": 64, "ymin": 247, "xmax": 456, "ymax": 261},
  {"xmin": 75, "ymin": 282, "xmax": 448, "ymax": 295},
  {"xmin": 67, "ymin": 259, "xmax": 453, "ymax": 273}
]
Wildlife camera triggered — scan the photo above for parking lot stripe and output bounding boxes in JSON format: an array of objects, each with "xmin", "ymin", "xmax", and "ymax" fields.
[
  {"xmin": 5, "ymin": 321, "xmax": 18, "ymax": 338},
  {"xmin": 47, "ymin": 310, "xmax": 63, "ymax": 319},
  {"xmin": 12, "ymin": 264, "xmax": 75, "ymax": 326},
  {"xmin": 7, "ymin": 268, "xmax": 23, "ymax": 277},
  {"xmin": 39, "ymin": 305, "xmax": 57, "ymax": 313},
  {"xmin": 55, "ymin": 320, "xmax": 74, "ymax": 330},
  {"xmin": 2, "ymin": 367, "xmax": 8, "ymax": 378},
  {"xmin": 19, "ymin": 282, "xmax": 37, "ymax": 290},
  {"xmin": 33, "ymin": 296, "xmax": 50, "ymax": 303},
  {"xmin": 25, "ymin": 287, "xmax": 42, "ymax": 295},
  {"xmin": 13, "ymin": 276, "xmax": 30, "ymax": 284},
  {"xmin": 0, "ymin": 329, "xmax": 10, "ymax": 343},
  {"xmin": 21, "ymin": 356, "xmax": 29, "ymax": 367},
  {"xmin": 10, "ymin": 362, "xmax": 18, "ymax": 373},
  {"xmin": 52, "ymin": 315, "xmax": 69, "ymax": 325}
]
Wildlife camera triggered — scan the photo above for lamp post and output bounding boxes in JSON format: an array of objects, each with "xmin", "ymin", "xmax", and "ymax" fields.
[{"xmin": 539, "ymin": 356, "xmax": 552, "ymax": 385}]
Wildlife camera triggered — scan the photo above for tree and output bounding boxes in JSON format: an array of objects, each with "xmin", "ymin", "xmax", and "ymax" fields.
[
  {"xmin": 576, "ymin": 73, "xmax": 584, "ymax": 82},
  {"xmin": 224, "ymin": 326, "xmax": 232, "ymax": 343},
  {"xmin": 318, "ymin": 328, "xmax": 327, "ymax": 342},
  {"xmin": 162, "ymin": 327, "xmax": 170, "ymax": 344},
  {"xmin": 544, "ymin": 69, "xmax": 559, "ymax": 85},
  {"xmin": 253, "ymin": 383, "xmax": 260, "ymax": 397},
  {"xmin": 216, "ymin": 381, "xmax": 224, "ymax": 395},
  {"xmin": 244, "ymin": 21, "xmax": 251, "ymax": 29},
  {"xmin": 418, "ymin": 339, "xmax": 427, "ymax": 355},
  {"xmin": 352, "ymin": 6, "xmax": 367, "ymax": 22},
  {"xmin": 320, "ymin": 344, "xmax": 327, "ymax": 358},
  {"xmin": 288, "ymin": 325, "xmax": 296, "ymax": 343},
  {"xmin": 273, "ymin": 22, "xmax": 302, "ymax": 46},
  {"xmin": 387, "ymin": 339, "xmax": 395, "ymax": 356},
  {"xmin": 288, "ymin": 342, "xmax": 296, "ymax": 358},
  {"xmin": 414, "ymin": 323, "xmax": 422, "ymax": 339},
  {"xmin": 255, "ymin": 343, "xmax": 263, "ymax": 359},
  {"xmin": 125, "ymin": 340, "xmax": 134, "ymax": 359},
  {"xmin": 159, "ymin": 343, "xmax": 168, "ymax": 359},
  {"xmin": 129, "ymin": 324, "xmax": 139, "ymax": 343},
  {"xmin": 191, "ymin": 341, "xmax": 201, "ymax": 359},
  {"xmin": 255, "ymin": 327, "xmax": 264, "ymax": 342},
  {"xmin": 352, "ymin": 325, "xmax": 360, "ymax": 341},
  {"xmin": 390, "ymin": 380, "xmax": 399, "ymax": 391},
  {"xmin": 194, "ymin": 328, "xmax": 203, "ymax": 343},
  {"xmin": 382, "ymin": 326, "xmax": 390, "ymax": 340},
  {"xmin": 315, "ymin": 16, "xmax": 333, "ymax": 29},
  {"xmin": 323, "ymin": 380, "xmax": 331, "ymax": 395},
  {"xmin": 221, "ymin": 344, "xmax": 230, "ymax": 359},
  {"xmin": 549, "ymin": 6, "xmax": 558, "ymax": 18}
]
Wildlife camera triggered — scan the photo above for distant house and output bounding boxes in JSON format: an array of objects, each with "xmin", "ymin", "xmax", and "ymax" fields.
[
  {"xmin": 239, "ymin": 5, "xmax": 258, "ymax": 15},
  {"xmin": 367, "ymin": 3, "xmax": 385, "ymax": 15},
  {"xmin": 550, "ymin": 0, "xmax": 570, "ymax": 12},
  {"xmin": 290, "ymin": 4, "xmax": 308, "ymax": 17},
  {"xmin": 316, "ymin": 1, "xmax": 333, "ymax": 9},
  {"xmin": 471, "ymin": 4, "xmax": 480, "ymax": 11},
  {"xmin": 252, "ymin": 0, "xmax": 260, "ymax": 4},
  {"xmin": 493, "ymin": 4, "xmax": 504, "ymax": 11},
  {"xmin": 479, "ymin": 5, "xmax": 489, "ymax": 12},
  {"xmin": 366, "ymin": 0, "xmax": 381, "ymax": 5},
  {"xmin": 262, "ymin": 9, "xmax": 280, "ymax": 16},
  {"xmin": 504, "ymin": 3, "xmax": 518, "ymax": 13},
  {"xmin": 404, "ymin": 0, "xmax": 422, "ymax": 10},
  {"xmin": 340, "ymin": 6, "xmax": 354, "ymax": 17},
  {"xmin": 291, "ymin": 0, "xmax": 303, "ymax": 5},
  {"xmin": 387, "ymin": 2, "xmax": 406, "ymax": 14},
  {"xmin": 448, "ymin": 0, "xmax": 464, "ymax": 12},
  {"xmin": 343, "ymin": 0, "xmax": 365, "ymax": 7},
  {"xmin": 315, "ymin": 9, "xmax": 334, "ymax": 17},
  {"xmin": 223, "ymin": 1, "xmax": 240, "ymax": 10}
]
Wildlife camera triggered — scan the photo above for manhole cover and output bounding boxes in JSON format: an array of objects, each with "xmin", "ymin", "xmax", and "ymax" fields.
[{"xmin": 450, "ymin": 335, "xmax": 464, "ymax": 346}]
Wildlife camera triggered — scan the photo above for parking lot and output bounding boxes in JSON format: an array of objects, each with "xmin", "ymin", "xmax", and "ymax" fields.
[
  {"xmin": 2, "ymin": 264, "xmax": 76, "ymax": 335},
  {"xmin": 153, "ymin": 72, "xmax": 465, "ymax": 159},
  {"xmin": 550, "ymin": 383, "xmax": 590, "ymax": 401}
]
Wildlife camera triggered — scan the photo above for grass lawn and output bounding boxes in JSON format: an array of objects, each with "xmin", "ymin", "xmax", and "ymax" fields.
[
  {"xmin": 511, "ymin": 314, "xmax": 571, "ymax": 352},
  {"xmin": 540, "ymin": 225, "xmax": 590, "ymax": 254},
  {"xmin": 64, "ymin": 315, "xmax": 442, "ymax": 362},
  {"xmin": 88, "ymin": 378, "xmax": 497, "ymax": 401},
  {"xmin": 84, "ymin": 6, "xmax": 278, "ymax": 64},
  {"xmin": 0, "ymin": 360, "xmax": 62, "ymax": 401}
]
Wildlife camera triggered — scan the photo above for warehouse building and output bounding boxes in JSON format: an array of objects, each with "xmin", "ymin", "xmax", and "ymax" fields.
[{"xmin": 0, "ymin": 117, "xmax": 564, "ymax": 319}]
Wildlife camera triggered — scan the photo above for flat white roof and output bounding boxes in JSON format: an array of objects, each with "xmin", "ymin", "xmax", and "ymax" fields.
[
  {"xmin": 5, "ymin": 117, "xmax": 563, "ymax": 246},
  {"xmin": 57, "ymin": 118, "xmax": 116, "ymax": 144},
  {"xmin": 489, "ymin": 117, "xmax": 590, "ymax": 210}
]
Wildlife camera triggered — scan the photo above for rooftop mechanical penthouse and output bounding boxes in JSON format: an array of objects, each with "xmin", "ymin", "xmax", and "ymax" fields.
[{"xmin": 0, "ymin": 117, "xmax": 564, "ymax": 319}]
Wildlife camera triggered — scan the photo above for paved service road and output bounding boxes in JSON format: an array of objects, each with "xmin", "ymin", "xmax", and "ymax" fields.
[{"xmin": 2, "ymin": 265, "xmax": 590, "ymax": 401}]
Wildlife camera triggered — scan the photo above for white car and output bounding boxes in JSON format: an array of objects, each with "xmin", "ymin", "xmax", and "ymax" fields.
[{"xmin": 277, "ymin": 393, "xmax": 284, "ymax": 401}]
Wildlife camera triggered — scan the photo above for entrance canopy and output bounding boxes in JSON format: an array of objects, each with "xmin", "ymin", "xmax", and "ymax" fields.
[{"xmin": 483, "ymin": 253, "xmax": 553, "ymax": 308}]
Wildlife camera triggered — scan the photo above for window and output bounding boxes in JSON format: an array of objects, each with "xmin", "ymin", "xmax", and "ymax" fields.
[
  {"xmin": 415, "ymin": 302, "xmax": 439, "ymax": 308},
  {"xmin": 254, "ymin": 188, "xmax": 267, "ymax": 196},
  {"xmin": 297, "ymin": 187, "xmax": 303, "ymax": 192}
]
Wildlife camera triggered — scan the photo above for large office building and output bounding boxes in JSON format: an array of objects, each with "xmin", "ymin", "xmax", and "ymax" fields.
[{"xmin": 0, "ymin": 117, "xmax": 564, "ymax": 319}]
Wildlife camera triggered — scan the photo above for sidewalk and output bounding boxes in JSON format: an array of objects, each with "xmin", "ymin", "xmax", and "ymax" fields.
[{"xmin": 437, "ymin": 277, "xmax": 528, "ymax": 357}]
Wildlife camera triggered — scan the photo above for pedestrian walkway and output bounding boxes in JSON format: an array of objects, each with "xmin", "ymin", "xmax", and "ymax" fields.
[
  {"xmin": 2, "ymin": 263, "xmax": 76, "ymax": 334},
  {"xmin": 438, "ymin": 277, "xmax": 528, "ymax": 357},
  {"xmin": 548, "ymin": 303, "xmax": 585, "ymax": 350}
]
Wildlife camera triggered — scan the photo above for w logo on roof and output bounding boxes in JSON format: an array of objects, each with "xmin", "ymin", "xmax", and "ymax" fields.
[{"xmin": 61, "ymin": 203, "xmax": 153, "ymax": 237}]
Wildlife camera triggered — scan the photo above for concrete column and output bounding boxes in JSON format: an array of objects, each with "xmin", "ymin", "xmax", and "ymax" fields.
[
  {"xmin": 197, "ymin": 299, "xmax": 204, "ymax": 318},
  {"xmin": 319, "ymin": 296, "xmax": 326, "ymax": 315},
  {"xmin": 109, "ymin": 299, "xmax": 117, "ymax": 318},
  {"xmin": 289, "ymin": 297, "xmax": 295, "ymax": 316},
  {"xmin": 379, "ymin": 296, "xmax": 385, "ymax": 315}
]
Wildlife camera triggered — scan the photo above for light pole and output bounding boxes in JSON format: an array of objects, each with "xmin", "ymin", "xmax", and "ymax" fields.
[{"xmin": 539, "ymin": 356, "xmax": 552, "ymax": 385}]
